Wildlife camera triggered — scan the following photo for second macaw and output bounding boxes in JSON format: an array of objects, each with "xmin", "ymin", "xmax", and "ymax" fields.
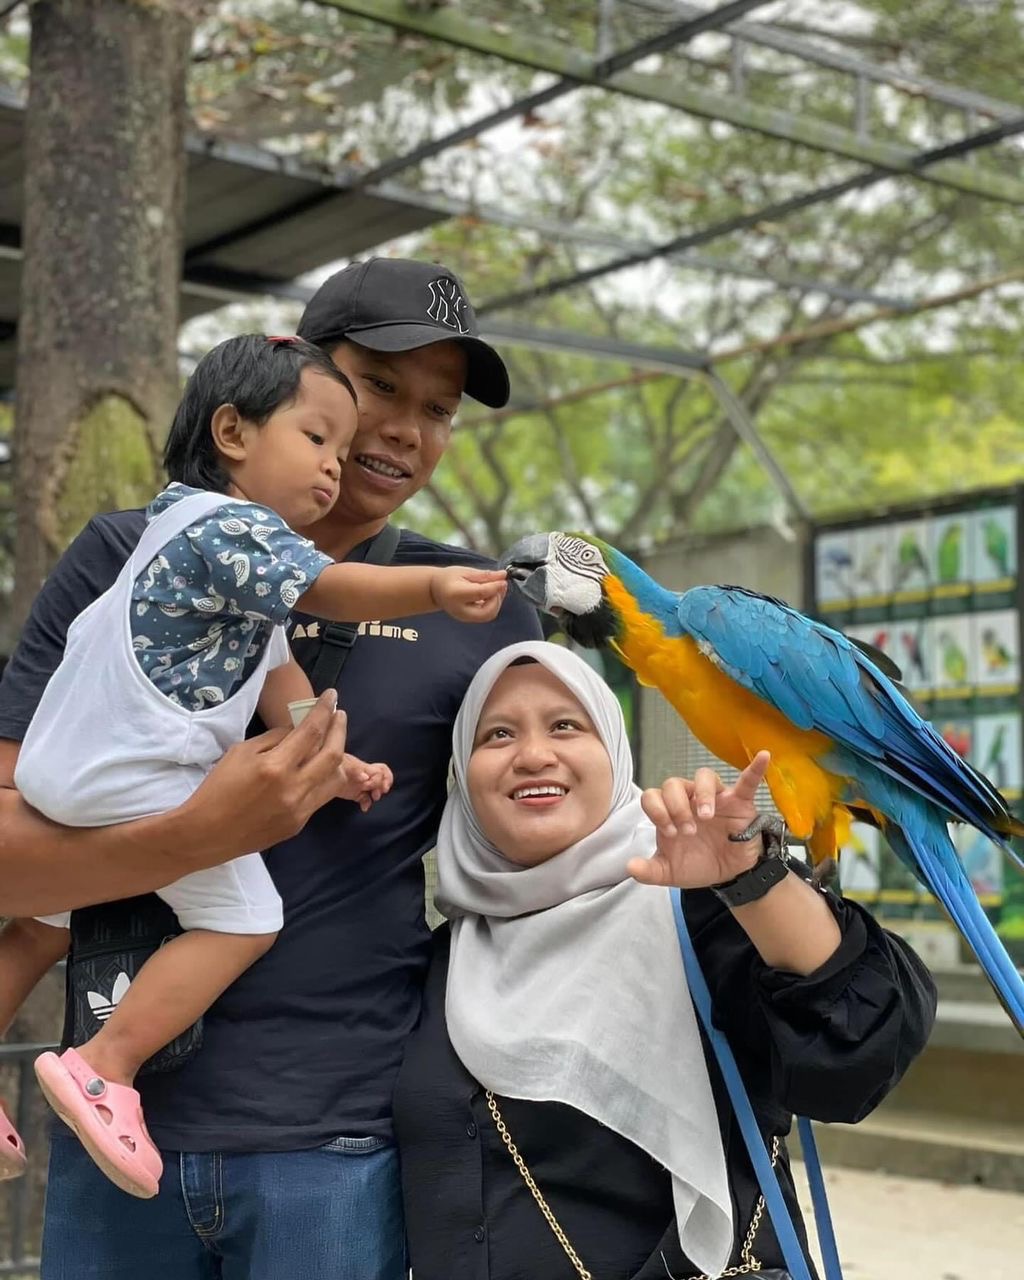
[{"xmin": 502, "ymin": 531, "xmax": 1024, "ymax": 1035}]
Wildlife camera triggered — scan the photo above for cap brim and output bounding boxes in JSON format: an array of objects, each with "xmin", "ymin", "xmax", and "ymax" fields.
[{"xmin": 347, "ymin": 322, "xmax": 510, "ymax": 409}]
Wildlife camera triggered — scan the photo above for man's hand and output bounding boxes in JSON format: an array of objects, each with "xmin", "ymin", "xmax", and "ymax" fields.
[
  {"xmin": 0, "ymin": 689, "xmax": 352, "ymax": 916},
  {"xmin": 180, "ymin": 689, "xmax": 351, "ymax": 860},
  {"xmin": 429, "ymin": 566, "xmax": 508, "ymax": 622}
]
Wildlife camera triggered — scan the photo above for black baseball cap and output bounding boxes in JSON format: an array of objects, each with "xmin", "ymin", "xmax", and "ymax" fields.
[{"xmin": 297, "ymin": 257, "xmax": 510, "ymax": 408}]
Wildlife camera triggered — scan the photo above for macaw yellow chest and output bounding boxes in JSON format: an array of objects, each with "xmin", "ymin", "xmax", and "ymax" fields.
[{"xmin": 603, "ymin": 578, "xmax": 839, "ymax": 841}]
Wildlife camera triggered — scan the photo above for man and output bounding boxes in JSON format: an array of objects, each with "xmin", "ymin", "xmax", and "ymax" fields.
[{"xmin": 0, "ymin": 258, "xmax": 540, "ymax": 1278}]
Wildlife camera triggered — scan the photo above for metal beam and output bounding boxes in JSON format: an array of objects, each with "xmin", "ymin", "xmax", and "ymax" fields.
[
  {"xmin": 0, "ymin": 81, "xmax": 922, "ymax": 313},
  {"xmin": 700, "ymin": 367, "xmax": 808, "ymax": 518},
  {"xmin": 342, "ymin": 0, "xmax": 771, "ymax": 192},
  {"xmin": 0, "ymin": 180, "xmax": 908, "ymax": 314},
  {"xmin": 657, "ymin": 0, "xmax": 1023, "ymax": 121},
  {"xmin": 317, "ymin": 0, "xmax": 1024, "ymax": 205},
  {"xmin": 183, "ymin": 241, "xmax": 905, "ymax": 314},
  {"xmin": 466, "ymin": 208, "xmax": 912, "ymax": 310},
  {"xmin": 180, "ymin": 264, "xmax": 316, "ymax": 306},
  {"xmin": 455, "ymin": 267, "xmax": 1024, "ymax": 433},
  {"xmin": 454, "ymin": 321, "xmax": 806, "ymax": 518},
  {"xmin": 477, "ymin": 320, "xmax": 710, "ymax": 373},
  {"xmin": 480, "ymin": 112, "xmax": 1024, "ymax": 315}
]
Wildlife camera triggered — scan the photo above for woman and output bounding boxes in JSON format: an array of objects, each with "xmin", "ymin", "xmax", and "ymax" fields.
[{"xmin": 394, "ymin": 641, "xmax": 936, "ymax": 1279}]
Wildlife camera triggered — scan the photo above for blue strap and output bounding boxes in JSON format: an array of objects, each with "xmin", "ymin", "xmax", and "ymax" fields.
[
  {"xmin": 672, "ymin": 889, "xmax": 843, "ymax": 1280},
  {"xmin": 798, "ymin": 1116, "xmax": 843, "ymax": 1280}
]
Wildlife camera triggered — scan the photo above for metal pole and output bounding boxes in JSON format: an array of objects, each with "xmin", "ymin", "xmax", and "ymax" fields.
[
  {"xmin": 700, "ymin": 369, "xmax": 808, "ymax": 520},
  {"xmin": 480, "ymin": 111, "xmax": 1024, "ymax": 314}
]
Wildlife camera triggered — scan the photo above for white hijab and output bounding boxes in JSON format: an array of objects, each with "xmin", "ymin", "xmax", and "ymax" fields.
[{"xmin": 436, "ymin": 640, "xmax": 733, "ymax": 1278}]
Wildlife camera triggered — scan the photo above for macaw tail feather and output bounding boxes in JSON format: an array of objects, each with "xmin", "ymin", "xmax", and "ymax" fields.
[
  {"xmin": 888, "ymin": 824, "xmax": 1024, "ymax": 1038},
  {"xmin": 990, "ymin": 809, "xmax": 1024, "ymax": 860}
]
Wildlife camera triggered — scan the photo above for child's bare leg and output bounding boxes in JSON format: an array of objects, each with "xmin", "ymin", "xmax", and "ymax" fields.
[
  {"xmin": 74, "ymin": 929, "xmax": 276, "ymax": 1086},
  {"xmin": 0, "ymin": 918, "xmax": 70, "ymax": 1036}
]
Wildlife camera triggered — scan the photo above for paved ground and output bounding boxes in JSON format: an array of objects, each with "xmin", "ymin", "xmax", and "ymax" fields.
[{"xmin": 793, "ymin": 1162, "xmax": 1024, "ymax": 1279}]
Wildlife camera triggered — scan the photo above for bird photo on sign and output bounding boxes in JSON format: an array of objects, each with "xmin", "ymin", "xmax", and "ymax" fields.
[
  {"xmin": 974, "ymin": 715, "xmax": 1022, "ymax": 797},
  {"xmin": 852, "ymin": 528, "xmax": 890, "ymax": 600},
  {"xmin": 973, "ymin": 611, "xmax": 1019, "ymax": 689},
  {"xmin": 502, "ymin": 531, "xmax": 1024, "ymax": 1036},
  {"xmin": 973, "ymin": 507, "xmax": 1016, "ymax": 584},
  {"xmin": 890, "ymin": 519, "xmax": 931, "ymax": 595},
  {"xmin": 934, "ymin": 617, "xmax": 973, "ymax": 691},
  {"xmin": 814, "ymin": 531, "xmax": 855, "ymax": 606},
  {"xmin": 932, "ymin": 514, "xmax": 972, "ymax": 588},
  {"xmin": 892, "ymin": 619, "xmax": 932, "ymax": 693}
]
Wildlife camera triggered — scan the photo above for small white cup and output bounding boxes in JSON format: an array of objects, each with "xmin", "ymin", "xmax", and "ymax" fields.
[{"xmin": 287, "ymin": 697, "xmax": 319, "ymax": 728}]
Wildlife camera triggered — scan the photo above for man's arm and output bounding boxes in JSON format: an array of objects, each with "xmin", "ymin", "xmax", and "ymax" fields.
[{"xmin": 0, "ymin": 694, "xmax": 349, "ymax": 917}]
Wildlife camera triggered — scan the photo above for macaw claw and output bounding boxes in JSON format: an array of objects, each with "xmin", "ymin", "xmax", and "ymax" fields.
[{"xmin": 728, "ymin": 813, "xmax": 788, "ymax": 860}]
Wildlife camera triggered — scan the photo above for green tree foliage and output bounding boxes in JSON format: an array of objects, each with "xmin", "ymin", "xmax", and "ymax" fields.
[{"xmin": 4, "ymin": 0, "xmax": 1024, "ymax": 563}]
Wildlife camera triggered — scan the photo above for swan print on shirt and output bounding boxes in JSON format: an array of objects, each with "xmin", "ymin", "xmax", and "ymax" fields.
[{"xmin": 130, "ymin": 484, "xmax": 332, "ymax": 711}]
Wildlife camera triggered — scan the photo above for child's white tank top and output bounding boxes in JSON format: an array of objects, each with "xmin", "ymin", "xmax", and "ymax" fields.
[{"xmin": 15, "ymin": 489, "xmax": 290, "ymax": 827}]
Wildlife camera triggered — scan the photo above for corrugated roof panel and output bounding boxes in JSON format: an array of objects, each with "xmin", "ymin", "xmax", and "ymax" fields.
[
  {"xmin": 184, "ymin": 167, "xmax": 323, "ymax": 252},
  {"xmin": 207, "ymin": 195, "xmax": 444, "ymax": 276},
  {"xmin": 0, "ymin": 95, "xmax": 463, "ymax": 390}
]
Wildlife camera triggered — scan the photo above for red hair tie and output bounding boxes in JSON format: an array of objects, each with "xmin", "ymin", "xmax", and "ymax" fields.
[{"xmin": 267, "ymin": 335, "xmax": 299, "ymax": 345}]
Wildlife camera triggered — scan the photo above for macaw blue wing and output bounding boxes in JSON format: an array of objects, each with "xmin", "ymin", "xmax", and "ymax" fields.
[{"xmin": 677, "ymin": 585, "xmax": 1016, "ymax": 847}]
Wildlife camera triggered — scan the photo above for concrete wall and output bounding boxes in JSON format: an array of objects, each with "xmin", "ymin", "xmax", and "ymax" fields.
[{"xmin": 635, "ymin": 521, "xmax": 808, "ymax": 793}]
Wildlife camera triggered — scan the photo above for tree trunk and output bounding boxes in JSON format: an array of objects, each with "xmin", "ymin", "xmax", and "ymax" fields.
[{"xmin": 12, "ymin": 0, "xmax": 198, "ymax": 629}]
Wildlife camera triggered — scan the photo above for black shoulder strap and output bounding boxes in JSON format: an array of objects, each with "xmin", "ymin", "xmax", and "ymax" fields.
[{"xmin": 307, "ymin": 523, "xmax": 401, "ymax": 694}]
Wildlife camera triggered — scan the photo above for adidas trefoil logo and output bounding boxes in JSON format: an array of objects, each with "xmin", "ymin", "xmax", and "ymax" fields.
[{"xmin": 86, "ymin": 971, "xmax": 131, "ymax": 1023}]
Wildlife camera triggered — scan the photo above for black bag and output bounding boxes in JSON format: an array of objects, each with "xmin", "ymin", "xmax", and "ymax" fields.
[
  {"xmin": 64, "ymin": 895, "xmax": 200, "ymax": 1076},
  {"xmin": 64, "ymin": 523, "xmax": 402, "ymax": 1075}
]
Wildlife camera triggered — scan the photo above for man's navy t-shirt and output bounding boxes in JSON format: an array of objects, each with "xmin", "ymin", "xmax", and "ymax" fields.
[{"xmin": 0, "ymin": 510, "xmax": 541, "ymax": 1152}]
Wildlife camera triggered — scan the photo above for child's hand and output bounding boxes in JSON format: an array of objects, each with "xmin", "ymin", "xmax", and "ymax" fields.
[
  {"xmin": 336, "ymin": 755, "xmax": 394, "ymax": 812},
  {"xmin": 430, "ymin": 566, "xmax": 508, "ymax": 622}
]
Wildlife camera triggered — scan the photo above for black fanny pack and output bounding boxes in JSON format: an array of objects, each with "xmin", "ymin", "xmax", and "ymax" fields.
[{"xmin": 64, "ymin": 895, "xmax": 200, "ymax": 1076}]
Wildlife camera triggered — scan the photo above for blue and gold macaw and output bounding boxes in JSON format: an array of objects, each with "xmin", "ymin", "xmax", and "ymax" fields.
[{"xmin": 502, "ymin": 531, "xmax": 1024, "ymax": 1034}]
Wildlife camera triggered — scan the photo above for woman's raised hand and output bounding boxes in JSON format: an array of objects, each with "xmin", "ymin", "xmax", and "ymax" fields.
[{"xmin": 629, "ymin": 751, "xmax": 771, "ymax": 889}]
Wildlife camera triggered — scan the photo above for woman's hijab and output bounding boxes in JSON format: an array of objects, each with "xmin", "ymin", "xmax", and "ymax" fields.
[{"xmin": 436, "ymin": 640, "xmax": 734, "ymax": 1279}]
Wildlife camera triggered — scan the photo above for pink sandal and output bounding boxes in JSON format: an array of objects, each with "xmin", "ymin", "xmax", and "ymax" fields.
[
  {"xmin": 0, "ymin": 1101, "xmax": 26, "ymax": 1180},
  {"xmin": 34, "ymin": 1048, "xmax": 162, "ymax": 1198}
]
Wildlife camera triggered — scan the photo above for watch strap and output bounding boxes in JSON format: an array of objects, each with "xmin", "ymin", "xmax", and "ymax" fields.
[
  {"xmin": 712, "ymin": 813, "xmax": 791, "ymax": 908},
  {"xmin": 711, "ymin": 852, "xmax": 790, "ymax": 909}
]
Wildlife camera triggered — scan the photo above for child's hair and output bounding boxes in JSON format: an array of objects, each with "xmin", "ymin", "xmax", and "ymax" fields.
[{"xmin": 164, "ymin": 334, "xmax": 357, "ymax": 492}]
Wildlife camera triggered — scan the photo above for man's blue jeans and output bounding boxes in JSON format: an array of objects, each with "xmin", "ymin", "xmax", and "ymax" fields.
[{"xmin": 40, "ymin": 1128, "xmax": 406, "ymax": 1279}]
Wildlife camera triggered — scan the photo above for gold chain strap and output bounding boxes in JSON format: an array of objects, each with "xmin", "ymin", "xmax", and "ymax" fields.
[{"xmin": 485, "ymin": 1090, "xmax": 780, "ymax": 1280}]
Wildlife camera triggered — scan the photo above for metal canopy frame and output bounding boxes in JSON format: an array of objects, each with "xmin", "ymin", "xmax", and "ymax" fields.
[
  {"xmin": 185, "ymin": 0, "xmax": 772, "ymax": 265},
  {"xmin": 480, "ymin": 110, "xmax": 1024, "ymax": 315},
  {"xmin": 286, "ymin": 0, "xmax": 1023, "ymax": 514},
  {"xmin": 343, "ymin": 2, "xmax": 777, "ymax": 189},
  {"xmin": 5, "ymin": 2, "xmax": 1023, "ymax": 514},
  {"xmin": 316, "ymin": 0, "xmax": 1024, "ymax": 205}
]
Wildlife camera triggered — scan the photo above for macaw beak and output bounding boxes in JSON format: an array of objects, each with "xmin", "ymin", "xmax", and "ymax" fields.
[{"xmin": 499, "ymin": 533, "xmax": 552, "ymax": 610}]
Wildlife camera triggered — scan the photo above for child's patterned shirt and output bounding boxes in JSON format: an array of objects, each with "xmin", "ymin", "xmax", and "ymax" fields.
[{"xmin": 130, "ymin": 483, "xmax": 332, "ymax": 710}]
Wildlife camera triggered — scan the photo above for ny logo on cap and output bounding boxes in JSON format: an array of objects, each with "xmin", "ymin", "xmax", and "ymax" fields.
[{"xmin": 427, "ymin": 277, "xmax": 469, "ymax": 335}]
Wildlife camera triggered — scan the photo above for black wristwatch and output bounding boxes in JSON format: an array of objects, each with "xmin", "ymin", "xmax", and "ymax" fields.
[{"xmin": 710, "ymin": 816, "xmax": 790, "ymax": 910}]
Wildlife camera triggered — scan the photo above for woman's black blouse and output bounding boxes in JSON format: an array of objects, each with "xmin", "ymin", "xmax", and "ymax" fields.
[{"xmin": 392, "ymin": 878, "xmax": 936, "ymax": 1280}]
